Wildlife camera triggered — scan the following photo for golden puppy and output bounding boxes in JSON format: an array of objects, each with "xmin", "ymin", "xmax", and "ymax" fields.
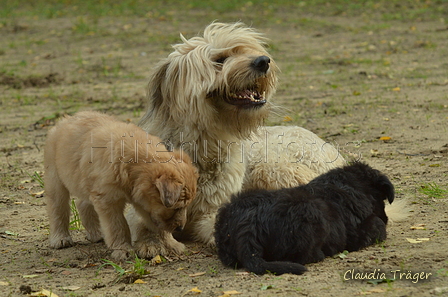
[{"xmin": 44, "ymin": 111, "xmax": 198, "ymax": 260}]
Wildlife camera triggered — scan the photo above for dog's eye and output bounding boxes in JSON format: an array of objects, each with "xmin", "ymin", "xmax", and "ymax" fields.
[{"xmin": 215, "ymin": 57, "xmax": 228, "ymax": 64}]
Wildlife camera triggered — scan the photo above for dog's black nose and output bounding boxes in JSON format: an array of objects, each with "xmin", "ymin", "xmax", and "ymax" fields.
[
  {"xmin": 175, "ymin": 226, "xmax": 184, "ymax": 232},
  {"xmin": 251, "ymin": 55, "xmax": 270, "ymax": 73}
]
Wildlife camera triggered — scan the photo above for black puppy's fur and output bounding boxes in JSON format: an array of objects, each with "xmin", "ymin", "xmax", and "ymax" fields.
[{"xmin": 214, "ymin": 162, "xmax": 394, "ymax": 275}]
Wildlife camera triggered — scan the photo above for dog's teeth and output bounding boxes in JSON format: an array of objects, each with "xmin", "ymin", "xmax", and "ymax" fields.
[{"xmin": 250, "ymin": 94, "xmax": 255, "ymax": 101}]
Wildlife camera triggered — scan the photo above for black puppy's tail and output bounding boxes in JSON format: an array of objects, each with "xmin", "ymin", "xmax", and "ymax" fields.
[
  {"xmin": 237, "ymin": 231, "xmax": 307, "ymax": 275},
  {"xmin": 243, "ymin": 257, "xmax": 307, "ymax": 275}
]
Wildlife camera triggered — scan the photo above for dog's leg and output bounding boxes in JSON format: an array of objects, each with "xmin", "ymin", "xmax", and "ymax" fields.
[
  {"xmin": 188, "ymin": 212, "xmax": 217, "ymax": 246},
  {"xmin": 127, "ymin": 208, "xmax": 167, "ymax": 259},
  {"xmin": 160, "ymin": 230, "xmax": 186, "ymax": 255},
  {"xmin": 76, "ymin": 199, "xmax": 103, "ymax": 243},
  {"xmin": 90, "ymin": 193, "xmax": 132, "ymax": 261},
  {"xmin": 46, "ymin": 172, "xmax": 74, "ymax": 249}
]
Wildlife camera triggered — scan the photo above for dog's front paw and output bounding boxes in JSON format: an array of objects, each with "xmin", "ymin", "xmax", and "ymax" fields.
[
  {"xmin": 49, "ymin": 235, "xmax": 74, "ymax": 249},
  {"xmin": 86, "ymin": 231, "xmax": 103, "ymax": 243},
  {"xmin": 134, "ymin": 240, "xmax": 168, "ymax": 259},
  {"xmin": 164, "ymin": 239, "xmax": 186, "ymax": 255},
  {"xmin": 111, "ymin": 249, "xmax": 132, "ymax": 261}
]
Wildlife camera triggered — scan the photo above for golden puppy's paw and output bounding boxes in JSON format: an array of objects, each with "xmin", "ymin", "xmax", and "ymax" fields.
[
  {"xmin": 110, "ymin": 248, "xmax": 132, "ymax": 261},
  {"xmin": 49, "ymin": 236, "xmax": 74, "ymax": 249},
  {"xmin": 134, "ymin": 240, "xmax": 168, "ymax": 259}
]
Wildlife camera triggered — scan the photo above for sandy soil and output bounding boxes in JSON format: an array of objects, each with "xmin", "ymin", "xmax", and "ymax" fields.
[{"xmin": 1, "ymin": 5, "xmax": 448, "ymax": 297}]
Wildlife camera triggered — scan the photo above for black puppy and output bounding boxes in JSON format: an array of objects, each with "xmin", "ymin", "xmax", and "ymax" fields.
[{"xmin": 214, "ymin": 162, "xmax": 394, "ymax": 275}]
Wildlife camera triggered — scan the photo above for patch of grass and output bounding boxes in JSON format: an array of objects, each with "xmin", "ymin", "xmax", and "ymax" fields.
[
  {"xmin": 98, "ymin": 255, "xmax": 150, "ymax": 284},
  {"xmin": 28, "ymin": 171, "xmax": 44, "ymax": 188},
  {"xmin": 2, "ymin": 0, "xmax": 447, "ymax": 22},
  {"xmin": 69, "ymin": 199, "xmax": 83, "ymax": 230},
  {"xmin": 418, "ymin": 182, "xmax": 448, "ymax": 199}
]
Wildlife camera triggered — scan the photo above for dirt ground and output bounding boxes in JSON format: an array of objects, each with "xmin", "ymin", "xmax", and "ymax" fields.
[{"xmin": 1, "ymin": 3, "xmax": 448, "ymax": 297}]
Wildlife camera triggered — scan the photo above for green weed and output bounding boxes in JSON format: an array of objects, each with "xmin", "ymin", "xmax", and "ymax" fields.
[
  {"xmin": 418, "ymin": 182, "xmax": 448, "ymax": 199},
  {"xmin": 98, "ymin": 255, "xmax": 150, "ymax": 283},
  {"xmin": 69, "ymin": 199, "xmax": 83, "ymax": 230}
]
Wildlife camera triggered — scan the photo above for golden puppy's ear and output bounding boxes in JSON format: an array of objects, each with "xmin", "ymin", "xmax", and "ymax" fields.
[{"xmin": 155, "ymin": 175, "xmax": 183, "ymax": 208}]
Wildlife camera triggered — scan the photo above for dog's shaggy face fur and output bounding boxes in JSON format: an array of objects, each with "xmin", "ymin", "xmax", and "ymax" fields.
[
  {"xmin": 44, "ymin": 111, "xmax": 198, "ymax": 260},
  {"xmin": 214, "ymin": 162, "xmax": 394, "ymax": 275},
  {"xmin": 139, "ymin": 22, "xmax": 278, "ymax": 139},
  {"xmin": 137, "ymin": 22, "xmax": 279, "ymax": 245}
]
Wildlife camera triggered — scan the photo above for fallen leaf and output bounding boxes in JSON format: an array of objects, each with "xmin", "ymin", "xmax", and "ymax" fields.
[
  {"xmin": 189, "ymin": 272, "xmax": 206, "ymax": 277},
  {"xmin": 392, "ymin": 87, "xmax": 401, "ymax": 91},
  {"xmin": 283, "ymin": 116, "xmax": 293, "ymax": 122},
  {"xmin": 188, "ymin": 287, "xmax": 202, "ymax": 293},
  {"xmin": 410, "ymin": 224, "xmax": 426, "ymax": 230},
  {"xmin": 30, "ymin": 289, "xmax": 60, "ymax": 297},
  {"xmin": 0, "ymin": 281, "xmax": 9, "ymax": 286},
  {"xmin": 406, "ymin": 238, "xmax": 429, "ymax": 243},
  {"xmin": 62, "ymin": 286, "xmax": 81, "ymax": 291},
  {"xmin": 23, "ymin": 274, "xmax": 40, "ymax": 278},
  {"xmin": 151, "ymin": 255, "xmax": 163, "ymax": 264},
  {"xmin": 379, "ymin": 136, "xmax": 391, "ymax": 141},
  {"xmin": 223, "ymin": 290, "xmax": 242, "ymax": 295},
  {"xmin": 406, "ymin": 238, "xmax": 422, "ymax": 243},
  {"xmin": 31, "ymin": 190, "xmax": 45, "ymax": 197},
  {"xmin": 133, "ymin": 279, "xmax": 147, "ymax": 284}
]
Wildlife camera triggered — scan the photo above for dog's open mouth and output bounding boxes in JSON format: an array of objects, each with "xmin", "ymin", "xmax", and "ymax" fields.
[{"xmin": 225, "ymin": 89, "xmax": 266, "ymax": 107}]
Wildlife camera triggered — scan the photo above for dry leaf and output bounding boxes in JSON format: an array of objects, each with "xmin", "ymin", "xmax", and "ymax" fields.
[
  {"xmin": 406, "ymin": 238, "xmax": 422, "ymax": 243},
  {"xmin": 23, "ymin": 274, "xmax": 40, "ymax": 278},
  {"xmin": 133, "ymin": 279, "xmax": 147, "ymax": 284},
  {"xmin": 31, "ymin": 190, "xmax": 45, "ymax": 197},
  {"xmin": 370, "ymin": 149, "xmax": 380, "ymax": 156},
  {"xmin": 62, "ymin": 286, "xmax": 81, "ymax": 291},
  {"xmin": 189, "ymin": 272, "xmax": 206, "ymax": 277},
  {"xmin": 392, "ymin": 87, "xmax": 401, "ymax": 91},
  {"xmin": 406, "ymin": 238, "xmax": 429, "ymax": 243},
  {"xmin": 30, "ymin": 289, "xmax": 60, "ymax": 297},
  {"xmin": 379, "ymin": 136, "xmax": 392, "ymax": 141},
  {"xmin": 151, "ymin": 255, "xmax": 163, "ymax": 264},
  {"xmin": 0, "ymin": 281, "xmax": 9, "ymax": 286},
  {"xmin": 410, "ymin": 224, "xmax": 426, "ymax": 230},
  {"xmin": 223, "ymin": 290, "xmax": 242, "ymax": 295},
  {"xmin": 283, "ymin": 116, "xmax": 293, "ymax": 122},
  {"xmin": 188, "ymin": 287, "xmax": 202, "ymax": 294}
]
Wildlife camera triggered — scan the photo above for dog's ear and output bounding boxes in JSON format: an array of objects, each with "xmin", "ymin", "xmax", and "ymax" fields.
[
  {"xmin": 379, "ymin": 177, "xmax": 395, "ymax": 204},
  {"xmin": 148, "ymin": 61, "xmax": 170, "ymax": 111},
  {"xmin": 155, "ymin": 175, "xmax": 183, "ymax": 208}
]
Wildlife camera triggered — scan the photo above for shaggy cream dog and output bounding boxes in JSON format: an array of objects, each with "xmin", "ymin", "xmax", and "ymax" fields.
[
  {"xmin": 44, "ymin": 111, "xmax": 198, "ymax": 260},
  {"xmin": 138, "ymin": 22, "xmax": 346, "ymax": 245}
]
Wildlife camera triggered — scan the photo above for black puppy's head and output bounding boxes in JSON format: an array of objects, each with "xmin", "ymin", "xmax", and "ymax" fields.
[
  {"xmin": 342, "ymin": 161, "xmax": 394, "ymax": 224},
  {"xmin": 344, "ymin": 161, "xmax": 395, "ymax": 204}
]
